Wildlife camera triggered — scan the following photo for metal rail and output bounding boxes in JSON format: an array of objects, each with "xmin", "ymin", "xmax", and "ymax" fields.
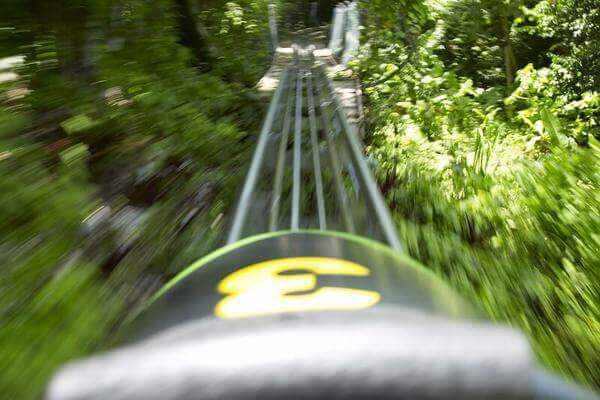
[
  {"xmin": 306, "ymin": 73, "xmax": 327, "ymax": 230},
  {"xmin": 312, "ymin": 72, "xmax": 356, "ymax": 234},
  {"xmin": 269, "ymin": 69, "xmax": 297, "ymax": 231},
  {"xmin": 227, "ymin": 53, "xmax": 403, "ymax": 252},
  {"xmin": 292, "ymin": 73, "xmax": 303, "ymax": 230},
  {"xmin": 227, "ymin": 68, "xmax": 291, "ymax": 244},
  {"xmin": 318, "ymin": 64, "xmax": 403, "ymax": 252}
]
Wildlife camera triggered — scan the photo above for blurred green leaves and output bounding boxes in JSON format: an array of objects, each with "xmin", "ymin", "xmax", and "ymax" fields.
[
  {"xmin": 60, "ymin": 114, "xmax": 97, "ymax": 135},
  {"xmin": 0, "ymin": 0, "xmax": 275, "ymax": 398},
  {"xmin": 357, "ymin": 0, "xmax": 600, "ymax": 389}
]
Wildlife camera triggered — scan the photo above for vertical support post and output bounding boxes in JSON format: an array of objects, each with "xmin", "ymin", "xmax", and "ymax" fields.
[
  {"xmin": 328, "ymin": 5, "xmax": 347, "ymax": 56},
  {"xmin": 293, "ymin": 45, "xmax": 299, "ymax": 66},
  {"xmin": 341, "ymin": 2, "xmax": 360, "ymax": 65},
  {"xmin": 309, "ymin": 2, "xmax": 318, "ymax": 27},
  {"xmin": 268, "ymin": 3, "xmax": 279, "ymax": 52}
]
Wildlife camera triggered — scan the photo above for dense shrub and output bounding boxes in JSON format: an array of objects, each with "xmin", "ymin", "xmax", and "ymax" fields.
[
  {"xmin": 0, "ymin": 0, "xmax": 277, "ymax": 397},
  {"xmin": 356, "ymin": 0, "xmax": 599, "ymax": 388}
]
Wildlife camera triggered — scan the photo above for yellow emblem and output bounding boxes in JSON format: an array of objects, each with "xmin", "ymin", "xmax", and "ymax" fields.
[{"xmin": 215, "ymin": 257, "xmax": 380, "ymax": 319}]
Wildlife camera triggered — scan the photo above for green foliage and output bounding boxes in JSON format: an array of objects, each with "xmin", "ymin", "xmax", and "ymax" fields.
[
  {"xmin": 532, "ymin": 0, "xmax": 600, "ymax": 93},
  {"xmin": 359, "ymin": 0, "xmax": 430, "ymax": 53},
  {"xmin": 1, "ymin": 0, "xmax": 598, "ymax": 396},
  {"xmin": 506, "ymin": 64, "xmax": 600, "ymax": 146},
  {"xmin": 0, "ymin": 107, "xmax": 121, "ymax": 398},
  {"xmin": 356, "ymin": 0, "xmax": 600, "ymax": 389},
  {"xmin": 0, "ymin": 266, "xmax": 122, "ymax": 399},
  {"xmin": 0, "ymin": 0, "xmax": 275, "ymax": 397},
  {"xmin": 435, "ymin": 0, "xmax": 526, "ymax": 85},
  {"xmin": 199, "ymin": 0, "xmax": 281, "ymax": 85},
  {"xmin": 434, "ymin": 0, "xmax": 600, "ymax": 91}
]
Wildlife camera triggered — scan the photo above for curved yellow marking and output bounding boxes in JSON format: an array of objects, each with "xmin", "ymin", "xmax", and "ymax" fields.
[{"xmin": 215, "ymin": 257, "xmax": 380, "ymax": 319}]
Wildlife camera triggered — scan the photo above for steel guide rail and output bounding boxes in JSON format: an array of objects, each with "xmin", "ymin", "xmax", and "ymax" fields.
[
  {"xmin": 306, "ymin": 74, "xmax": 327, "ymax": 230},
  {"xmin": 316, "ymin": 64, "xmax": 403, "ymax": 252},
  {"xmin": 226, "ymin": 54, "xmax": 403, "ymax": 252},
  {"xmin": 269, "ymin": 69, "xmax": 297, "ymax": 231},
  {"xmin": 226, "ymin": 68, "xmax": 291, "ymax": 244}
]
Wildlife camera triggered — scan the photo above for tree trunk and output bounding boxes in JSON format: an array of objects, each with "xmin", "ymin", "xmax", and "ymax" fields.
[
  {"xmin": 318, "ymin": 0, "xmax": 339, "ymax": 24},
  {"xmin": 501, "ymin": 15, "xmax": 516, "ymax": 86},
  {"xmin": 29, "ymin": 0, "xmax": 93, "ymax": 81},
  {"xmin": 398, "ymin": 10, "xmax": 417, "ymax": 57},
  {"xmin": 173, "ymin": 0, "xmax": 211, "ymax": 71}
]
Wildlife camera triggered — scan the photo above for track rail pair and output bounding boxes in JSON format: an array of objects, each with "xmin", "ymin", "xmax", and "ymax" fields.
[{"xmin": 227, "ymin": 56, "xmax": 402, "ymax": 252}]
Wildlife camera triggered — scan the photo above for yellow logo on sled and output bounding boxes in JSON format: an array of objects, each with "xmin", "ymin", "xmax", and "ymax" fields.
[{"xmin": 215, "ymin": 257, "xmax": 380, "ymax": 319}]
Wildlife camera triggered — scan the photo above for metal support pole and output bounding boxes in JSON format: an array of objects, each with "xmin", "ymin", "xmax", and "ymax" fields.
[
  {"xmin": 329, "ymin": 5, "xmax": 347, "ymax": 56},
  {"xmin": 268, "ymin": 3, "xmax": 279, "ymax": 52},
  {"xmin": 342, "ymin": 2, "xmax": 360, "ymax": 65}
]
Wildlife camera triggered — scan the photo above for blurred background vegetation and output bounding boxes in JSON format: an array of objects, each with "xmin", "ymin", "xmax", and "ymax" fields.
[
  {"xmin": 1, "ymin": 0, "xmax": 284, "ymax": 396},
  {"xmin": 356, "ymin": 0, "xmax": 599, "ymax": 390},
  {"xmin": 0, "ymin": 0, "xmax": 598, "ymax": 398}
]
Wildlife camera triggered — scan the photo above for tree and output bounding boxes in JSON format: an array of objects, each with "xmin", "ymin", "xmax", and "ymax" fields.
[
  {"xmin": 359, "ymin": 0, "xmax": 430, "ymax": 61},
  {"xmin": 536, "ymin": 0, "xmax": 600, "ymax": 93},
  {"xmin": 438, "ymin": 0, "xmax": 529, "ymax": 87},
  {"xmin": 174, "ymin": 0, "xmax": 211, "ymax": 70}
]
